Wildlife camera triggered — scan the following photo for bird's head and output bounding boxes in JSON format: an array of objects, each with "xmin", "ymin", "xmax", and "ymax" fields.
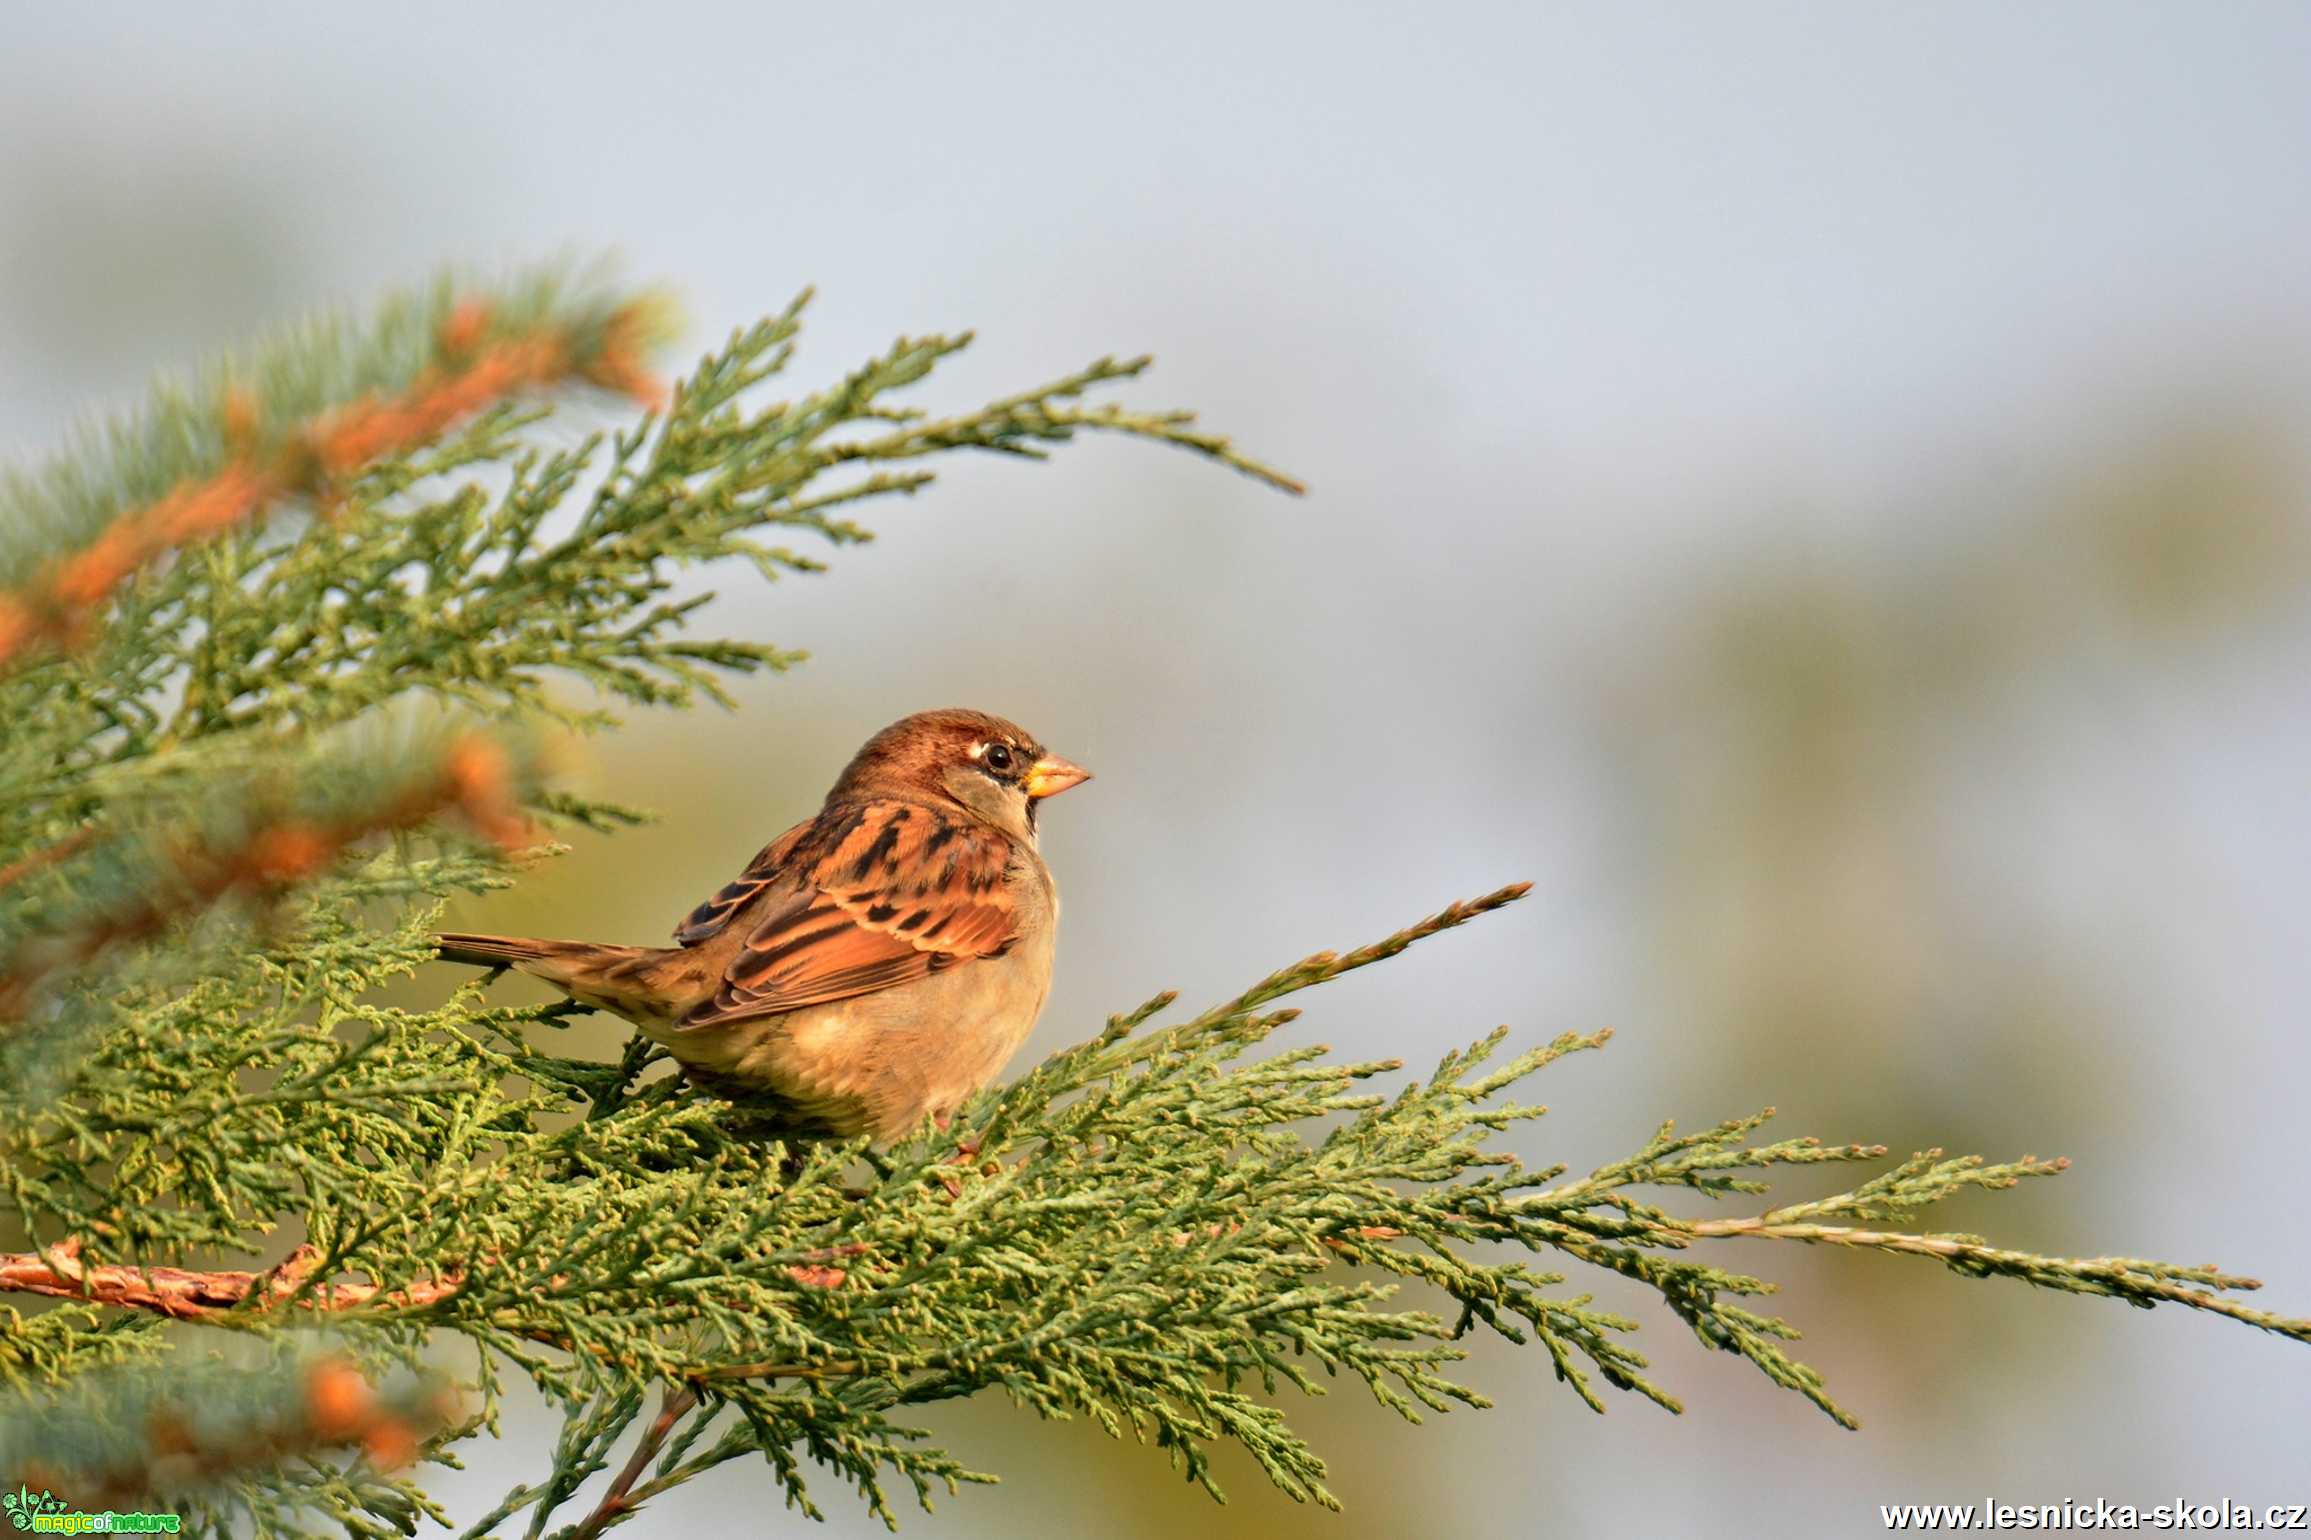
[{"xmin": 833, "ymin": 708, "xmax": 1091, "ymax": 841}]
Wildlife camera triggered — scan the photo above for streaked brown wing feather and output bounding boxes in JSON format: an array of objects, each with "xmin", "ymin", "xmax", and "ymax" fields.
[
  {"xmin": 677, "ymin": 800, "xmax": 1019, "ymax": 1029},
  {"xmin": 672, "ymin": 820, "xmax": 812, "ymax": 946}
]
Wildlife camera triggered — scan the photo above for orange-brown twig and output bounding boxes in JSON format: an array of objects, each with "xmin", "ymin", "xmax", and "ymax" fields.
[
  {"xmin": 0, "ymin": 826, "xmax": 97, "ymax": 894},
  {"xmin": 568, "ymin": 1386, "xmax": 700, "ymax": 1540},
  {"xmin": 0, "ymin": 1242, "xmax": 462, "ymax": 1321},
  {"xmin": 0, "ymin": 301, "xmax": 665, "ymax": 671},
  {"xmin": 0, "ymin": 1234, "xmax": 849, "ymax": 1327}
]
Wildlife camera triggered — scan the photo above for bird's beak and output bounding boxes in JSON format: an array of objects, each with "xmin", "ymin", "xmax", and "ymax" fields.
[{"xmin": 1024, "ymin": 754, "xmax": 1092, "ymax": 799}]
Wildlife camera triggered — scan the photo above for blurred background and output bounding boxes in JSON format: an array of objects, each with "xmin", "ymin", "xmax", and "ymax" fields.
[{"xmin": 5, "ymin": 2, "xmax": 2308, "ymax": 1533}]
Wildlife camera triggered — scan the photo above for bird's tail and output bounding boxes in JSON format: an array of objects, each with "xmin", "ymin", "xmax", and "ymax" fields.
[
  {"xmin": 434, "ymin": 931, "xmax": 653, "ymax": 983},
  {"xmin": 437, "ymin": 931, "xmax": 555, "ymax": 968}
]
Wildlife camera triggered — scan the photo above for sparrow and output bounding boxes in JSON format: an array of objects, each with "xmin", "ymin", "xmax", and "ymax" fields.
[{"xmin": 434, "ymin": 709, "xmax": 1090, "ymax": 1142}]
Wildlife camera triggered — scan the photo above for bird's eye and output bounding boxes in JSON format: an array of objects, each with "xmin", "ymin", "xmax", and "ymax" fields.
[{"xmin": 982, "ymin": 743, "xmax": 1016, "ymax": 774}]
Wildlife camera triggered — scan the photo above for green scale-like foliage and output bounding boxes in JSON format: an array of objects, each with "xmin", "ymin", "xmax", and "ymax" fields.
[{"xmin": 0, "ymin": 269, "xmax": 2299, "ymax": 1538}]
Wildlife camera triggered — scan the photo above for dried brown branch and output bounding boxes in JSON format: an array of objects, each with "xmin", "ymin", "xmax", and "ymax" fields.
[
  {"xmin": 0, "ymin": 1238, "xmax": 850, "ymax": 1331},
  {"xmin": 0, "ymin": 1242, "xmax": 463, "ymax": 1320}
]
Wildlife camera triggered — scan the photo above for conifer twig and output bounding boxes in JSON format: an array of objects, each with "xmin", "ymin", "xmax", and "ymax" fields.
[
  {"xmin": 1677, "ymin": 1214, "xmax": 2311, "ymax": 1338},
  {"xmin": 565, "ymin": 1388, "xmax": 700, "ymax": 1540}
]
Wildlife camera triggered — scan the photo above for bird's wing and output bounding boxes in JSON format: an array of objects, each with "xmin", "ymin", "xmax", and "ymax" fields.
[
  {"xmin": 674, "ymin": 799, "xmax": 1022, "ymax": 1030},
  {"xmin": 672, "ymin": 819, "xmax": 814, "ymax": 946}
]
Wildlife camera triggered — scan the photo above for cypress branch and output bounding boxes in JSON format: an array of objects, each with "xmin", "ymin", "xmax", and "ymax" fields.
[{"xmin": 0, "ymin": 267, "xmax": 2299, "ymax": 1535}]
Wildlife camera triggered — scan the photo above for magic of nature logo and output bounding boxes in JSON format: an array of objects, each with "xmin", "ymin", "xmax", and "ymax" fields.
[{"xmin": 2, "ymin": 1486, "xmax": 180, "ymax": 1533}]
